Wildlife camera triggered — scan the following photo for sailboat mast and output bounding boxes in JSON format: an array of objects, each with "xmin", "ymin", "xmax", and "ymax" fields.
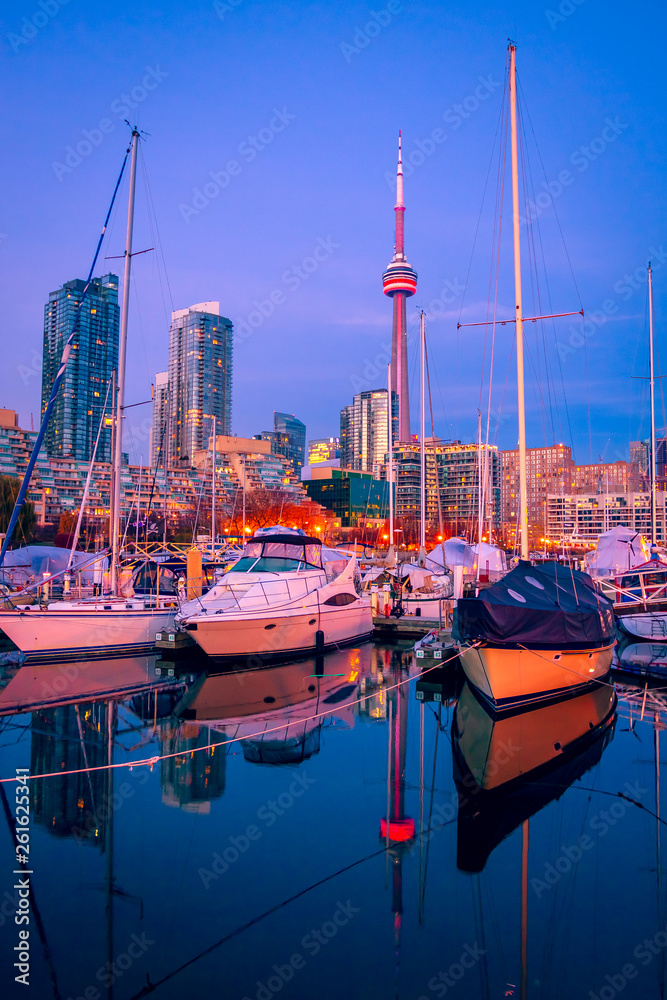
[
  {"xmin": 420, "ymin": 312, "xmax": 426, "ymax": 552},
  {"xmin": 388, "ymin": 362, "xmax": 394, "ymax": 548},
  {"xmin": 110, "ymin": 127, "xmax": 140, "ymax": 594},
  {"xmin": 211, "ymin": 415, "xmax": 216, "ymax": 548},
  {"xmin": 509, "ymin": 44, "xmax": 529, "ymax": 562},
  {"xmin": 649, "ymin": 262, "xmax": 657, "ymax": 544}
]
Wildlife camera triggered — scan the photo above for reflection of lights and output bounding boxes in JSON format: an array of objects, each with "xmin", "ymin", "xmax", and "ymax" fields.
[{"xmin": 348, "ymin": 670, "xmax": 359, "ymax": 682}]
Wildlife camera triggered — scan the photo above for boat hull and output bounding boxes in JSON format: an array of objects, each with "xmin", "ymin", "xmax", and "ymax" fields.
[
  {"xmin": 617, "ymin": 613, "xmax": 667, "ymax": 641},
  {"xmin": 185, "ymin": 603, "xmax": 373, "ymax": 663},
  {"xmin": 0, "ymin": 606, "xmax": 177, "ymax": 661},
  {"xmin": 457, "ymin": 642, "xmax": 614, "ymax": 712}
]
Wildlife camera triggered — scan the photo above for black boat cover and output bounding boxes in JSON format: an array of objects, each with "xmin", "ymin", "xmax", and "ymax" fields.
[{"xmin": 453, "ymin": 560, "xmax": 615, "ymax": 648}]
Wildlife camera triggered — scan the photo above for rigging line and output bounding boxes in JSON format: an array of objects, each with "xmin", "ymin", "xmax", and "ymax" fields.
[
  {"xmin": 478, "ymin": 65, "xmax": 509, "ymax": 415},
  {"xmin": 457, "ymin": 47, "xmax": 510, "ymax": 327},
  {"xmin": 0, "ymin": 647, "xmax": 470, "ymax": 784},
  {"xmin": 128, "ymin": 815, "xmax": 460, "ymax": 1000},
  {"xmin": 0, "ymin": 140, "xmax": 131, "ymax": 567},
  {"xmin": 139, "ymin": 143, "xmax": 174, "ymax": 321},
  {"xmin": 582, "ymin": 323, "xmax": 594, "ymax": 463},
  {"xmin": 517, "ymin": 76, "xmax": 583, "ymax": 310},
  {"xmin": 519, "ymin": 111, "xmax": 559, "ymax": 445}
]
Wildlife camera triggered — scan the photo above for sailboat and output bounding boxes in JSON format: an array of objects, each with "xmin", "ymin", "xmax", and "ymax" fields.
[
  {"xmin": 0, "ymin": 129, "xmax": 178, "ymax": 660},
  {"xmin": 453, "ymin": 44, "xmax": 616, "ymax": 711}
]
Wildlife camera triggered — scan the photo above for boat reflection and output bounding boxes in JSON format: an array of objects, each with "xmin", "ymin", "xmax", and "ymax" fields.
[
  {"xmin": 452, "ymin": 681, "xmax": 617, "ymax": 872},
  {"xmin": 614, "ymin": 638, "xmax": 667, "ymax": 679},
  {"xmin": 174, "ymin": 645, "xmax": 373, "ymax": 765},
  {"xmin": 0, "ymin": 653, "xmax": 196, "ymax": 717}
]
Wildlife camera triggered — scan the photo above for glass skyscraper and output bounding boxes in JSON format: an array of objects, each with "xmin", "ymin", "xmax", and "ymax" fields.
[
  {"xmin": 273, "ymin": 412, "xmax": 306, "ymax": 475},
  {"xmin": 42, "ymin": 273, "xmax": 119, "ymax": 462},
  {"xmin": 339, "ymin": 389, "xmax": 397, "ymax": 474},
  {"xmin": 167, "ymin": 302, "xmax": 233, "ymax": 466}
]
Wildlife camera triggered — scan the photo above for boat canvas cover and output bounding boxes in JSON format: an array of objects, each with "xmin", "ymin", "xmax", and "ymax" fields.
[
  {"xmin": 453, "ymin": 560, "xmax": 615, "ymax": 648},
  {"xmin": 586, "ymin": 526, "xmax": 650, "ymax": 579}
]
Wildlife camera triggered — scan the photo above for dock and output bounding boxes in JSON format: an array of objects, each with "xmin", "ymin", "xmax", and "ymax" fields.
[{"xmin": 372, "ymin": 614, "xmax": 442, "ymax": 641}]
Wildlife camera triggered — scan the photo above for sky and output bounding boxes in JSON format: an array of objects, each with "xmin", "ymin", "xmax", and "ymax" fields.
[{"xmin": 1, "ymin": 0, "xmax": 666, "ymax": 467}]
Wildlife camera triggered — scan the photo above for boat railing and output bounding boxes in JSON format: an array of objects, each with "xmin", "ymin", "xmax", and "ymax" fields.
[
  {"xmin": 196, "ymin": 573, "xmax": 325, "ymax": 616},
  {"xmin": 599, "ymin": 575, "xmax": 667, "ymax": 609}
]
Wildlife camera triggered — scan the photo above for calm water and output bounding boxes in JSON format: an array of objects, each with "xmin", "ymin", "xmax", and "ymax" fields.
[{"xmin": 0, "ymin": 642, "xmax": 665, "ymax": 1000}]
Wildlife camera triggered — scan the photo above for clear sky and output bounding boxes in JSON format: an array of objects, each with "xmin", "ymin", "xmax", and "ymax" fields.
[{"xmin": 1, "ymin": 0, "xmax": 665, "ymax": 466}]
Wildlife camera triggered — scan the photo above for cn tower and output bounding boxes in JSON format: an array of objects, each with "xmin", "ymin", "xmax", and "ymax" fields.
[{"xmin": 382, "ymin": 131, "xmax": 417, "ymax": 444}]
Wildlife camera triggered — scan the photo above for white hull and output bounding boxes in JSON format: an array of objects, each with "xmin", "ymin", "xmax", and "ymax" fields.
[
  {"xmin": 458, "ymin": 642, "xmax": 614, "ymax": 712},
  {"xmin": 185, "ymin": 601, "xmax": 372, "ymax": 661},
  {"xmin": 617, "ymin": 613, "xmax": 667, "ymax": 641},
  {"xmin": 0, "ymin": 603, "xmax": 177, "ymax": 660}
]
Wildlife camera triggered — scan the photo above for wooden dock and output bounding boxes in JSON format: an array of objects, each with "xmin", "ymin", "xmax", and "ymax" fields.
[{"xmin": 372, "ymin": 614, "xmax": 442, "ymax": 641}]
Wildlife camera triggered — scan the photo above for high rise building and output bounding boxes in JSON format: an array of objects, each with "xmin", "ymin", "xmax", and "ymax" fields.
[
  {"xmin": 42, "ymin": 273, "xmax": 119, "ymax": 462},
  {"xmin": 273, "ymin": 411, "xmax": 306, "ymax": 475},
  {"xmin": 340, "ymin": 389, "xmax": 396, "ymax": 474},
  {"xmin": 150, "ymin": 371, "xmax": 170, "ymax": 468},
  {"xmin": 167, "ymin": 302, "xmax": 233, "ymax": 467},
  {"xmin": 382, "ymin": 133, "xmax": 417, "ymax": 443},
  {"xmin": 308, "ymin": 437, "xmax": 340, "ymax": 464}
]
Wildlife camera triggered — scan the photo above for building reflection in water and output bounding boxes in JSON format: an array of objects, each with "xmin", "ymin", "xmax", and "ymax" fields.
[
  {"xmin": 159, "ymin": 724, "xmax": 226, "ymax": 813},
  {"xmin": 30, "ymin": 702, "xmax": 110, "ymax": 846}
]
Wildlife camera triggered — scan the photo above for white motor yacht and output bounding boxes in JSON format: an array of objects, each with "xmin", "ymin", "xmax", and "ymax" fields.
[{"xmin": 175, "ymin": 528, "xmax": 372, "ymax": 662}]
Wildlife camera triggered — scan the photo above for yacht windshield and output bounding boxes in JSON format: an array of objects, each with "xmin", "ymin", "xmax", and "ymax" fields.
[{"xmin": 230, "ymin": 538, "xmax": 323, "ymax": 574}]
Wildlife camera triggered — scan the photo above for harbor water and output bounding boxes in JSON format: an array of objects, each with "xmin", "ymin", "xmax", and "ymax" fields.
[{"xmin": 0, "ymin": 642, "xmax": 665, "ymax": 999}]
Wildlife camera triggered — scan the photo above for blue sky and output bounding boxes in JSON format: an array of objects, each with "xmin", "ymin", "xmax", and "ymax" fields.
[{"xmin": 1, "ymin": 0, "xmax": 665, "ymax": 465}]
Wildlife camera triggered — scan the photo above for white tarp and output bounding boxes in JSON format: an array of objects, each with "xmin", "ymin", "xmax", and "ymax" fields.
[
  {"xmin": 425, "ymin": 537, "xmax": 476, "ymax": 574},
  {"xmin": 0, "ymin": 545, "xmax": 106, "ymax": 588},
  {"xmin": 586, "ymin": 526, "xmax": 650, "ymax": 578},
  {"xmin": 471, "ymin": 542, "xmax": 508, "ymax": 577}
]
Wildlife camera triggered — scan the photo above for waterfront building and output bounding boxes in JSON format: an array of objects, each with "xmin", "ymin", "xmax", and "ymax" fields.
[
  {"xmin": 308, "ymin": 437, "xmax": 340, "ymax": 464},
  {"xmin": 273, "ymin": 412, "xmax": 306, "ymax": 475},
  {"xmin": 501, "ymin": 444, "xmax": 644, "ymax": 544},
  {"xmin": 546, "ymin": 492, "xmax": 667, "ymax": 544},
  {"xmin": 150, "ymin": 371, "xmax": 169, "ymax": 468},
  {"xmin": 167, "ymin": 302, "xmax": 233, "ymax": 467},
  {"xmin": 302, "ymin": 466, "xmax": 390, "ymax": 528},
  {"xmin": 42, "ymin": 273, "xmax": 119, "ymax": 463},
  {"xmin": 382, "ymin": 133, "xmax": 417, "ymax": 443},
  {"xmin": 340, "ymin": 389, "xmax": 396, "ymax": 474}
]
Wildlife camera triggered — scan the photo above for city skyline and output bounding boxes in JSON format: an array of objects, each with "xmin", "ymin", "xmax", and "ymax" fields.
[{"xmin": 1, "ymin": 2, "xmax": 665, "ymax": 471}]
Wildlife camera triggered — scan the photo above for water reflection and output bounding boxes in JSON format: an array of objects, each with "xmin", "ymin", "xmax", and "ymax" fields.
[{"xmin": 453, "ymin": 681, "xmax": 617, "ymax": 872}]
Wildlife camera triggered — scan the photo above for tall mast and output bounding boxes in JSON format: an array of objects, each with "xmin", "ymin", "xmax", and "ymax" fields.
[
  {"xmin": 211, "ymin": 415, "xmax": 216, "ymax": 548},
  {"xmin": 419, "ymin": 312, "xmax": 426, "ymax": 554},
  {"xmin": 110, "ymin": 127, "xmax": 140, "ymax": 594},
  {"xmin": 509, "ymin": 44, "xmax": 529, "ymax": 562},
  {"xmin": 649, "ymin": 262, "xmax": 657, "ymax": 544},
  {"xmin": 388, "ymin": 363, "xmax": 394, "ymax": 550}
]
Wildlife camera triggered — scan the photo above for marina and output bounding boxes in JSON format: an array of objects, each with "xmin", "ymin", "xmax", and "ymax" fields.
[
  {"xmin": 1, "ymin": 642, "xmax": 667, "ymax": 998},
  {"xmin": 1, "ymin": 2, "xmax": 665, "ymax": 997}
]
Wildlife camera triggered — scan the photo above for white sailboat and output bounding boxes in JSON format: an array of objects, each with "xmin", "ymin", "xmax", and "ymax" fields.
[
  {"xmin": 453, "ymin": 44, "xmax": 616, "ymax": 710},
  {"xmin": 0, "ymin": 129, "xmax": 178, "ymax": 661}
]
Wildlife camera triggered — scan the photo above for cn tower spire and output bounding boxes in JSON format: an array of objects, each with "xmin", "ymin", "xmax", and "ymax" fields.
[{"xmin": 383, "ymin": 131, "xmax": 417, "ymax": 444}]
